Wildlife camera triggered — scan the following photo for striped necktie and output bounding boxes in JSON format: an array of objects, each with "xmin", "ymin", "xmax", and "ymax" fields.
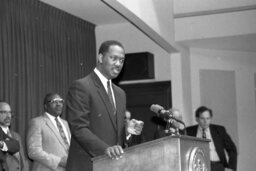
[
  {"xmin": 202, "ymin": 128, "xmax": 207, "ymax": 139},
  {"xmin": 55, "ymin": 117, "xmax": 69, "ymax": 148},
  {"xmin": 107, "ymin": 80, "xmax": 116, "ymax": 114}
]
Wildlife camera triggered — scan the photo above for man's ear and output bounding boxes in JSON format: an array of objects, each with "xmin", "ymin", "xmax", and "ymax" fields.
[
  {"xmin": 98, "ymin": 54, "xmax": 103, "ymax": 63},
  {"xmin": 195, "ymin": 117, "xmax": 199, "ymax": 123},
  {"xmin": 44, "ymin": 104, "xmax": 47, "ymax": 111}
]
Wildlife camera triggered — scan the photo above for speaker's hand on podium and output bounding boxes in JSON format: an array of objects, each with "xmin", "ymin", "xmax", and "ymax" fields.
[{"xmin": 105, "ymin": 145, "xmax": 124, "ymax": 160}]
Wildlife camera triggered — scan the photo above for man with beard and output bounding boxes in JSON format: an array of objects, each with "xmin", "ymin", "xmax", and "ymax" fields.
[
  {"xmin": 0, "ymin": 102, "xmax": 24, "ymax": 171},
  {"xmin": 66, "ymin": 40, "xmax": 143, "ymax": 171},
  {"xmin": 27, "ymin": 93, "xmax": 71, "ymax": 171}
]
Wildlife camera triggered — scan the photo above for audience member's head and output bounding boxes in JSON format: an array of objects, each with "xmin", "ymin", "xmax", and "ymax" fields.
[
  {"xmin": 195, "ymin": 106, "xmax": 212, "ymax": 129},
  {"xmin": 43, "ymin": 93, "xmax": 64, "ymax": 117},
  {"xmin": 168, "ymin": 108, "xmax": 183, "ymax": 129},
  {"xmin": 125, "ymin": 110, "xmax": 131, "ymax": 125},
  {"xmin": 0, "ymin": 102, "xmax": 13, "ymax": 128}
]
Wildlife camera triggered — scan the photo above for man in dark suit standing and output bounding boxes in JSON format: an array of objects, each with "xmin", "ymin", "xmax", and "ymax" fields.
[
  {"xmin": 186, "ymin": 106, "xmax": 237, "ymax": 171},
  {"xmin": 66, "ymin": 40, "xmax": 143, "ymax": 171},
  {"xmin": 0, "ymin": 102, "xmax": 28, "ymax": 171}
]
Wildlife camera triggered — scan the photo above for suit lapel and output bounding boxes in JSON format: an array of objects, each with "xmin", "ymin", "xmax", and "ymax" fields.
[
  {"xmin": 91, "ymin": 72, "xmax": 117, "ymax": 130},
  {"xmin": 210, "ymin": 125, "xmax": 222, "ymax": 155},
  {"xmin": 191, "ymin": 125, "xmax": 198, "ymax": 137},
  {"xmin": 43, "ymin": 114, "xmax": 69, "ymax": 152}
]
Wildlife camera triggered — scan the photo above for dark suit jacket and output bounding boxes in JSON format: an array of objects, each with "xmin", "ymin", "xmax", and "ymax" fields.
[
  {"xmin": 186, "ymin": 124, "xmax": 237, "ymax": 171},
  {"xmin": 125, "ymin": 134, "xmax": 146, "ymax": 148},
  {"xmin": 0, "ymin": 128, "xmax": 20, "ymax": 171},
  {"xmin": 66, "ymin": 72, "xmax": 126, "ymax": 171},
  {"xmin": 6, "ymin": 131, "xmax": 30, "ymax": 171}
]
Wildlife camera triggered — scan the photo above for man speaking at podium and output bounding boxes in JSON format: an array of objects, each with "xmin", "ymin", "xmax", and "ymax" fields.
[{"xmin": 66, "ymin": 40, "xmax": 143, "ymax": 171}]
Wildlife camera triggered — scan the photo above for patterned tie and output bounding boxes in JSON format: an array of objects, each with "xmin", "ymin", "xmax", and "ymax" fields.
[
  {"xmin": 55, "ymin": 117, "xmax": 69, "ymax": 148},
  {"xmin": 202, "ymin": 128, "xmax": 207, "ymax": 139},
  {"xmin": 107, "ymin": 80, "xmax": 116, "ymax": 114}
]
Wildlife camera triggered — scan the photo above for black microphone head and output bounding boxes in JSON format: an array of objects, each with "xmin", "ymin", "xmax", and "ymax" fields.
[{"xmin": 150, "ymin": 104, "xmax": 164, "ymax": 114}]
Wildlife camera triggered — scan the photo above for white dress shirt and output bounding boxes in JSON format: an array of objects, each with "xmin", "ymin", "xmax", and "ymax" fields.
[
  {"xmin": 196, "ymin": 126, "xmax": 220, "ymax": 162},
  {"xmin": 45, "ymin": 112, "xmax": 70, "ymax": 144},
  {"xmin": 0, "ymin": 126, "xmax": 10, "ymax": 151},
  {"xmin": 94, "ymin": 68, "xmax": 116, "ymax": 106}
]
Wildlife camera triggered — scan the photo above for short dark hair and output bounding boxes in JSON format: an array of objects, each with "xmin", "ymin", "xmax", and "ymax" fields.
[
  {"xmin": 98, "ymin": 40, "xmax": 124, "ymax": 55},
  {"xmin": 195, "ymin": 106, "xmax": 213, "ymax": 118}
]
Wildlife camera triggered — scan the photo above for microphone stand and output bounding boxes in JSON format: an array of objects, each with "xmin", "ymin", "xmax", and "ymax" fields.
[
  {"xmin": 165, "ymin": 118, "xmax": 180, "ymax": 135},
  {"xmin": 164, "ymin": 111, "xmax": 186, "ymax": 136}
]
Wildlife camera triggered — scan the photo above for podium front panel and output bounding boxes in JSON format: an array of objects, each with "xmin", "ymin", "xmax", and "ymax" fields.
[{"xmin": 92, "ymin": 135, "xmax": 210, "ymax": 171}]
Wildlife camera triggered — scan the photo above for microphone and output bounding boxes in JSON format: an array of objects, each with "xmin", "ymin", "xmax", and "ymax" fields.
[
  {"xmin": 150, "ymin": 104, "xmax": 173, "ymax": 120},
  {"xmin": 150, "ymin": 104, "xmax": 185, "ymax": 126}
]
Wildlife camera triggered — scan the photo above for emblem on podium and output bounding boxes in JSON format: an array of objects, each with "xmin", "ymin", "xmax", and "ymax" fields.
[{"xmin": 188, "ymin": 147, "xmax": 208, "ymax": 171}]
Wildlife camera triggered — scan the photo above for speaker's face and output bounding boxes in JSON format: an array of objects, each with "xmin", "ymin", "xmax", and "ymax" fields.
[{"xmin": 99, "ymin": 45, "xmax": 125, "ymax": 80}]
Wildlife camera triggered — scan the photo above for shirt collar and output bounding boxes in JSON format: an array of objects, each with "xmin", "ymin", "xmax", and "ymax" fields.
[
  {"xmin": 198, "ymin": 126, "xmax": 210, "ymax": 132},
  {"xmin": 0, "ymin": 126, "xmax": 9, "ymax": 134},
  {"xmin": 94, "ymin": 68, "xmax": 111, "ymax": 92},
  {"xmin": 45, "ymin": 112, "xmax": 59, "ymax": 120}
]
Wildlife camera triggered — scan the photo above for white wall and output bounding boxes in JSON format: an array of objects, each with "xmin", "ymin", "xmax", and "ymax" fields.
[
  {"xmin": 190, "ymin": 48, "xmax": 256, "ymax": 171},
  {"xmin": 96, "ymin": 22, "xmax": 171, "ymax": 82},
  {"xmin": 175, "ymin": 9, "xmax": 256, "ymax": 41},
  {"xmin": 116, "ymin": 0, "xmax": 175, "ymax": 43},
  {"xmin": 174, "ymin": 0, "xmax": 256, "ymax": 14}
]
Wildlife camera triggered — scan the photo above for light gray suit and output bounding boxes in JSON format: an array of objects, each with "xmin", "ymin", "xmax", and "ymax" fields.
[{"xmin": 27, "ymin": 113, "xmax": 71, "ymax": 171}]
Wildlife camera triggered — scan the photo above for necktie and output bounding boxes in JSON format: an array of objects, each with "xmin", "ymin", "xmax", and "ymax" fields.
[
  {"xmin": 107, "ymin": 80, "xmax": 116, "ymax": 114},
  {"xmin": 202, "ymin": 128, "xmax": 207, "ymax": 139},
  {"xmin": 55, "ymin": 117, "xmax": 69, "ymax": 148}
]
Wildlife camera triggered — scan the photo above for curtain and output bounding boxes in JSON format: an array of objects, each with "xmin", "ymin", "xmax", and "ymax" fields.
[{"xmin": 0, "ymin": 0, "xmax": 96, "ymax": 141}]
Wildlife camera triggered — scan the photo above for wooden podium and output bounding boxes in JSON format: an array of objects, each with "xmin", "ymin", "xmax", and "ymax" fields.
[{"xmin": 92, "ymin": 135, "xmax": 210, "ymax": 171}]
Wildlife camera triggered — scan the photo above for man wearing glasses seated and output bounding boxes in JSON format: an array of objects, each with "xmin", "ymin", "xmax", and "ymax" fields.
[{"xmin": 27, "ymin": 93, "xmax": 71, "ymax": 171}]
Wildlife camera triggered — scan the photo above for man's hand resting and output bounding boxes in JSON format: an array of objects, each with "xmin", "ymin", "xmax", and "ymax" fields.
[{"xmin": 105, "ymin": 145, "xmax": 124, "ymax": 160}]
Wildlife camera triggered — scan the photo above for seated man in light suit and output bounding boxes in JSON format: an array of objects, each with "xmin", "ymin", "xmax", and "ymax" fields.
[
  {"xmin": 0, "ymin": 101, "xmax": 29, "ymax": 171},
  {"xmin": 27, "ymin": 93, "xmax": 71, "ymax": 171}
]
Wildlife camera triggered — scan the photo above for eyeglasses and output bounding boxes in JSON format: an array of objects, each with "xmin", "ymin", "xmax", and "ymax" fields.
[
  {"xmin": 0, "ymin": 111, "xmax": 13, "ymax": 115},
  {"xmin": 48, "ymin": 98, "xmax": 64, "ymax": 105}
]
